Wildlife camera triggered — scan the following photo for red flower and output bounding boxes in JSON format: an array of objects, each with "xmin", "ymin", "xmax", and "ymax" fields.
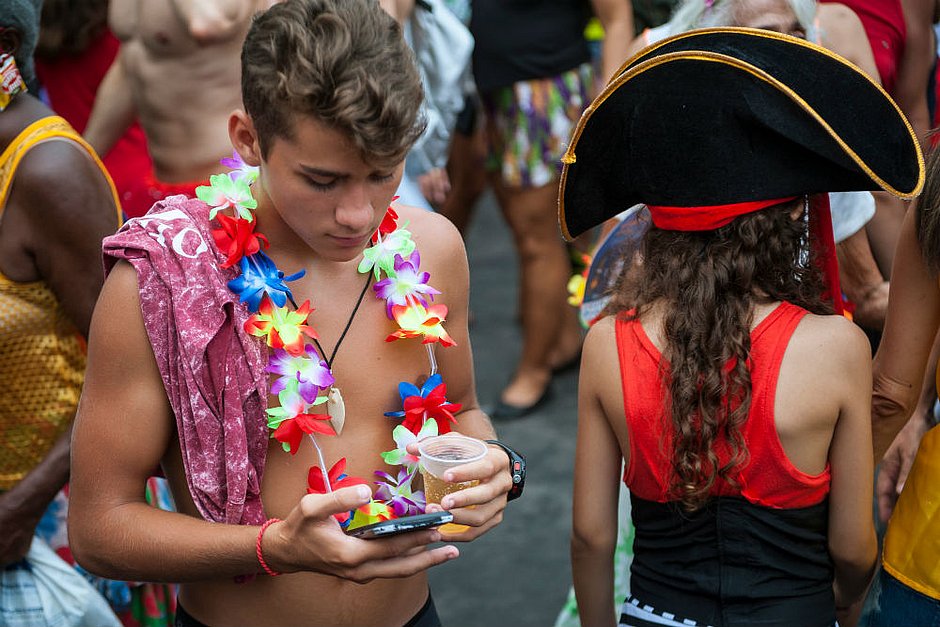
[
  {"xmin": 273, "ymin": 413, "xmax": 335, "ymax": 455},
  {"xmin": 307, "ymin": 458, "xmax": 369, "ymax": 524},
  {"xmin": 400, "ymin": 382, "xmax": 461, "ymax": 435},
  {"xmin": 370, "ymin": 201, "xmax": 400, "ymax": 244},
  {"xmin": 212, "ymin": 213, "xmax": 269, "ymax": 268}
]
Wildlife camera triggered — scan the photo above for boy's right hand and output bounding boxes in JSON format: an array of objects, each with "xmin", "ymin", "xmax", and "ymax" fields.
[{"xmin": 263, "ymin": 485, "xmax": 459, "ymax": 583}]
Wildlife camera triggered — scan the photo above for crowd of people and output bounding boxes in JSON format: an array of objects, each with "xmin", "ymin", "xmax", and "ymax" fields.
[{"xmin": 2, "ymin": 0, "xmax": 940, "ymax": 626}]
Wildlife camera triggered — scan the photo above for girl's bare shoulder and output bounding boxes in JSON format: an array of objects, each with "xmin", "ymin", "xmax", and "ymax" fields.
[
  {"xmin": 581, "ymin": 316, "xmax": 622, "ymax": 386},
  {"xmin": 788, "ymin": 311, "xmax": 872, "ymax": 375}
]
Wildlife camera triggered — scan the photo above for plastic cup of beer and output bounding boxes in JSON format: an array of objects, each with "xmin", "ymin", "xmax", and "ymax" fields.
[{"xmin": 418, "ymin": 434, "xmax": 488, "ymax": 533}]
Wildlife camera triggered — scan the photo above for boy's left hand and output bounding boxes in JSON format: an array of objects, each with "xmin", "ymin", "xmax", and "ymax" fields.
[{"xmin": 407, "ymin": 442, "xmax": 512, "ymax": 541}]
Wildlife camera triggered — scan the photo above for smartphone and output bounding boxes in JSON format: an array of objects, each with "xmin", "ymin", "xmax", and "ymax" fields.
[{"xmin": 347, "ymin": 511, "xmax": 454, "ymax": 539}]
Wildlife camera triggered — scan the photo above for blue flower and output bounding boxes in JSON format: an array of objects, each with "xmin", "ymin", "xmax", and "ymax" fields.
[
  {"xmin": 384, "ymin": 373, "xmax": 443, "ymax": 419},
  {"xmin": 227, "ymin": 250, "xmax": 305, "ymax": 312}
]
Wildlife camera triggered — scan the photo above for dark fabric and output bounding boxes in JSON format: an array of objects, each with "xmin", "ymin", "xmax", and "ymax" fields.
[
  {"xmin": 630, "ymin": 495, "xmax": 835, "ymax": 627},
  {"xmin": 559, "ymin": 29, "xmax": 923, "ymax": 240},
  {"xmin": 470, "ymin": 0, "xmax": 591, "ymax": 92},
  {"xmin": 175, "ymin": 593, "xmax": 440, "ymax": 627},
  {"xmin": 631, "ymin": 0, "xmax": 680, "ymax": 33},
  {"xmin": 454, "ymin": 94, "xmax": 479, "ymax": 137},
  {"xmin": 175, "ymin": 604, "xmax": 209, "ymax": 627},
  {"xmin": 403, "ymin": 593, "xmax": 442, "ymax": 627},
  {"xmin": 866, "ymin": 570, "xmax": 940, "ymax": 627}
]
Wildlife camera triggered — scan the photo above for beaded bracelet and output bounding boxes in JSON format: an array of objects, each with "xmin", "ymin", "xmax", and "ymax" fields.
[{"xmin": 256, "ymin": 517, "xmax": 283, "ymax": 576}]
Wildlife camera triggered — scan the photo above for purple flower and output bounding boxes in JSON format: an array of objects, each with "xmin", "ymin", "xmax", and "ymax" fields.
[
  {"xmin": 374, "ymin": 468, "xmax": 425, "ymax": 517},
  {"xmin": 227, "ymin": 250, "xmax": 305, "ymax": 312},
  {"xmin": 372, "ymin": 251, "xmax": 441, "ymax": 319},
  {"xmin": 221, "ymin": 151, "xmax": 259, "ymax": 184},
  {"xmin": 266, "ymin": 346, "xmax": 335, "ymax": 403}
]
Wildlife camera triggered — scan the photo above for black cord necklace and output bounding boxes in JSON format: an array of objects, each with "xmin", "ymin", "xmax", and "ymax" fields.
[
  {"xmin": 310, "ymin": 271, "xmax": 373, "ymax": 434},
  {"xmin": 311, "ymin": 271, "xmax": 373, "ymax": 370}
]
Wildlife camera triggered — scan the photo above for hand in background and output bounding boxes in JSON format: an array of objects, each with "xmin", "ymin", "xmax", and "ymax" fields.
[
  {"xmin": 877, "ymin": 409, "xmax": 932, "ymax": 524},
  {"xmin": 418, "ymin": 168, "xmax": 451, "ymax": 207}
]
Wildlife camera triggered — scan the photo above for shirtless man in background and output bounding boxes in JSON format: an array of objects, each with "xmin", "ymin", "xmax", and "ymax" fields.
[{"xmin": 85, "ymin": 0, "xmax": 271, "ymax": 217}]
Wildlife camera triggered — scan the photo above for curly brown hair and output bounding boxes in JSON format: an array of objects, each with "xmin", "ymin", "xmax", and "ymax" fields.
[
  {"xmin": 241, "ymin": 0, "xmax": 425, "ymax": 166},
  {"xmin": 605, "ymin": 200, "xmax": 832, "ymax": 510}
]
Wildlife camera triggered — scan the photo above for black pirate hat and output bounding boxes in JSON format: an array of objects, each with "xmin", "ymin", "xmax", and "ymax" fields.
[{"xmin": 559, "ymin": 27, "xmax": 924, "ymax": 240}]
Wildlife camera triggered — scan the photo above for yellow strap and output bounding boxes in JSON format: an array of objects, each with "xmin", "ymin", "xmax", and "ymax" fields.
[{"xmin": 0, "ymin": 116, "xmax": 123, "ymax": 226}]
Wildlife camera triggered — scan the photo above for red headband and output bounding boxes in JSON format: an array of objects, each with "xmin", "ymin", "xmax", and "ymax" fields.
[
  {"xmin": 646, "ymin": 197, "xmax": 799, "ymax": 231},
  {"xmin": 646, "ymin": 195, "xmax": 843, "ymax": 315}
]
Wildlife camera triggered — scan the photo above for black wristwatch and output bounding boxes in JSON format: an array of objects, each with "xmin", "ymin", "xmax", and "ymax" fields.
[{"xmin": 485, "ymin": 440, "xmax": 525, "ymax": 501}]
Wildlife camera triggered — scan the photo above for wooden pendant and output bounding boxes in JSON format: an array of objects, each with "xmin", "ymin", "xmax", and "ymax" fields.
[{"xmin": 327, "ymin": 386, "xmax": 346, "ymax": 435}]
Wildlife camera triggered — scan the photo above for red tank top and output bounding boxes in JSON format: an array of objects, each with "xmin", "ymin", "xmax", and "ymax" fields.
[
  {"xmin": 617, "ymin": 301, "xmax": 830, "ymax": 509},
  {"xmin": 821, "ymin": 0, "xmax": 905, "ymax": 94}
]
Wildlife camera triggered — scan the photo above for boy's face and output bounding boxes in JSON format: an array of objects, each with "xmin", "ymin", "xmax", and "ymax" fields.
[{"xmin": 245, "ymin": 114, "xmax": 404, "ymax": 263}]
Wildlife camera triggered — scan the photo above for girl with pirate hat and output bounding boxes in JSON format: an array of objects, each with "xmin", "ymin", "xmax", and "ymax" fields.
[{"xmin": 566, "ymin": 28, "xmax": 923, "ymax": 627}]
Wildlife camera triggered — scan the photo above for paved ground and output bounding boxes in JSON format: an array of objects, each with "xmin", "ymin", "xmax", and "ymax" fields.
[{"xmin": 427, "ymin": 189, "xmax": 581, "ymax": 627}]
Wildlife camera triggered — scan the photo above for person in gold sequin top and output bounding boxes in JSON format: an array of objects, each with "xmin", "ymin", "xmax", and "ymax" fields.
[{"xmin": 0, "ymin": 0, "xmax": 121, "ymax": 566}]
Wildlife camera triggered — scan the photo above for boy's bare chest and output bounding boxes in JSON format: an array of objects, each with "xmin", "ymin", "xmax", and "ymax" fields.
[{"xmin": 257, "ymin": 283, "xmax": 436, "ymax": 514}]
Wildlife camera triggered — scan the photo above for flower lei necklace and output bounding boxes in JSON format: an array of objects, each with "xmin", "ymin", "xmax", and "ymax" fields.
[{"xmin": 196, "ymin": 154, "xmax": 461, "ymax": 529}]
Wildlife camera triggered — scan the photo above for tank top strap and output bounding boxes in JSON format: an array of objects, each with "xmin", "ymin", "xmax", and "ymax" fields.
[
  {"xmin": 615, "ymin": 312, "xmax": 670, "ymax": 495},
  {"xmin": 748, "ymin": 302, "xmax": 808, "ymax": 421},
  {"xmin": 0, "ymin": 115, "xmax": 122, "ymax": 222}
]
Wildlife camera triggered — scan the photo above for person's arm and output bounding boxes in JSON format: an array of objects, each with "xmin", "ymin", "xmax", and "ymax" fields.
[
  {"xmin": 818, "ymin": 4, "xmax": 881, "ymax": 85},
  {"xmin": 896, "ymin": 0, "xmax": 935, "ymax": 144},
  {"xmin": 0, "ymin": 135, "xmax": 121, "ymax": 567},
  {"xmin": 411, "ymin": 209, "xmax": 512, "ymax": 541},
  {"xmin": 876, "ymin": 398, "xmax": 934, "ymax": 523},
  {"xmin": 827, "ymin": 319, "xmax": 878, "ymax": 613},
  {"xmin": 836, "ymin": 226, "xmax": 888, "ymax": 331},
  {"xmin": 0, "ymin": 428, "xmax": 70, "ymax": 565},
  {"xmin": 571, "ymin": 319, "xmax": 622, "ymax": 627},
  {"xmin": 591, "ymin": 0, "xmax": 635, "ymax": 85},
  {"xmin": 168, "ymin": 0, "xmax": 263, "ymax": 43},
  {"xmin": 16, "ymin": 141, "xmax": 120, "ymax": 336},
  {"xmin": 872, "ymin": 207, "xmax": 940, "ymax": 461},
  {"xmin": 84, "ymin": 50, "xmax": 137, "ymax": 159},
  {"xmin": 69, "ymin": 261, "xmax": 457, "ymax": 582}
]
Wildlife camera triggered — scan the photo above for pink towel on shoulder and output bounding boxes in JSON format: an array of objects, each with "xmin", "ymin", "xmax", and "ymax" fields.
[{"xmin": 103, "ymin": 195, "xmax": 269, "ymax": 525}]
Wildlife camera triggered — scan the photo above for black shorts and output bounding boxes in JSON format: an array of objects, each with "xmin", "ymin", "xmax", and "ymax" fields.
[{"xmin": 175, "ymin": 593, "xmax": 441, "ymax": 627}]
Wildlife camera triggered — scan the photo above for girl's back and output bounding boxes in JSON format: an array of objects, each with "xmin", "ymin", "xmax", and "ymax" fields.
[
  {"xmin": 575, "ymin": 298, "xmax": 874, "ymax": 627},
  {"xmin": 562, "ymin": 30, "xmax": 918, "ymax": 627}
]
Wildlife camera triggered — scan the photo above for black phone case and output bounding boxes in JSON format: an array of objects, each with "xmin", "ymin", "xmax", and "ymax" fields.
[{"xmin": 348, "ymin": 511, "xmax": 454, "ymax": 538}]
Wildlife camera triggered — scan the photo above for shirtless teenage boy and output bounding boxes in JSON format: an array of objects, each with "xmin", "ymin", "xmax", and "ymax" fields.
[{"xmin": 68, "ymin": 2, "xmax": 516, "ymax": 625}]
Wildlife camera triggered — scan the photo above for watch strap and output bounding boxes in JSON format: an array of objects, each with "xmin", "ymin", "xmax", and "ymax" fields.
[{"xmin": 485, "ymin": 439, "xmax": 525, "ymax": 501}]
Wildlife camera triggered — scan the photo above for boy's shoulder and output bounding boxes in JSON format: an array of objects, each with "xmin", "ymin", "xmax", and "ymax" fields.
[
  {"xmin": 395, "ymin": 203, "xmax": 461, "ymax": 241},
  {"xmin": 104, "ymin": 195, "xmax": 220, "ymax": 269},
  {"xmin": 394, "ymin": 203, "xmax": 467, "ymax": 265}
]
